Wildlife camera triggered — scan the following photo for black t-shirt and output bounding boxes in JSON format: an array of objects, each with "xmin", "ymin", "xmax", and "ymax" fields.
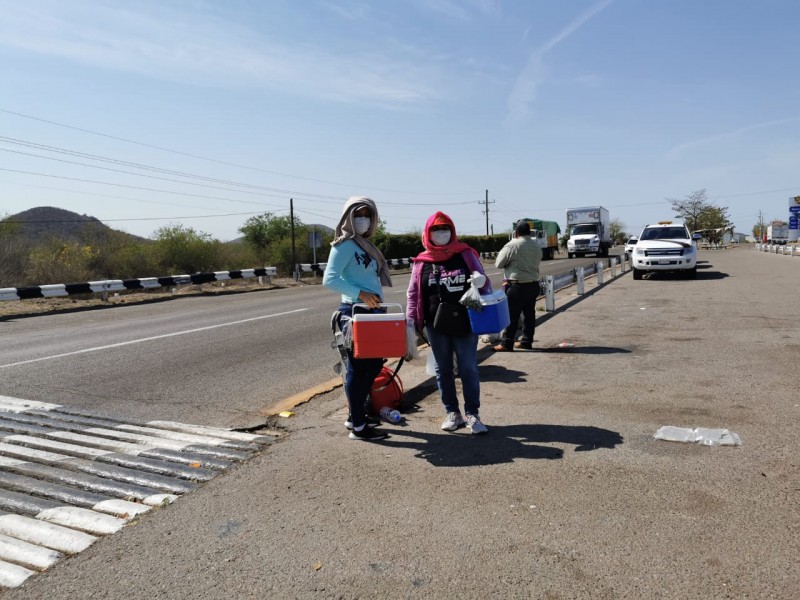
[{"xmin": 420, "ymin": 253, "xmax": 470, "ymax": 325}]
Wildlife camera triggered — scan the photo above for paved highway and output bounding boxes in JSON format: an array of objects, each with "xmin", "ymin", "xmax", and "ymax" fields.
[{"xmin": 0, "ymin": 253, "xmax": 617, "ymax": 428}]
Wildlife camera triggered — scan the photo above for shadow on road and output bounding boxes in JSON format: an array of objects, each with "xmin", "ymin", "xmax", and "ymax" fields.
[
  {"xmin": 381, "ymin": 423, "xmax": 623, "ymax": 467},
  {"xmin": 534, "ymin": 345, "xmax": 631, "ymax": 354},
  {"xmin": 638, "ymin": 269, "xmax": 728, "ymax": 281}
]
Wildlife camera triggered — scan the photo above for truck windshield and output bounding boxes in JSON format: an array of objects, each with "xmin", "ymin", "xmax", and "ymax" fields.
[
  {"xmin": 641, "ymin": 227, "xmax": 689, "ymax": 240},
  {"xmin": 571, "ymin": 225, "xmax": 598, "ymax": 235}
]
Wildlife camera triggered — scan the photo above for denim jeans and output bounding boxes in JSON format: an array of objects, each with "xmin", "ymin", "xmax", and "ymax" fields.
[
  {"xmin": 500, "ymin": 281, "xmax": 540, "ymax": 348},
  {"xmin": 337, "ymin": 303, "xmax": 383, "ymax": 429},
  {"xmin": 425, "ymin": 325, "xmax": 480, "ymax": 416}
]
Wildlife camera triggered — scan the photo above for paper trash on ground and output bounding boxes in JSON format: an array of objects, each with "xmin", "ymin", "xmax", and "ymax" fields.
[{"xmin": 654, "ymin": 426, "xmax": 741, "ymax": 446}]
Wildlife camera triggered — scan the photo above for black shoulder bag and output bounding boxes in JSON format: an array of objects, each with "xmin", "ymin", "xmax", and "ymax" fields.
[{"xmin": 432, "ymin": 264, "xmax": 472, "ymax": 337}]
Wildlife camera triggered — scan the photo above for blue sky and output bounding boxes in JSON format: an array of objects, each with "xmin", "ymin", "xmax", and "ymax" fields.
[{"xmin": 2, "ymin": 0, "xmax": 799, "ymax": 241}]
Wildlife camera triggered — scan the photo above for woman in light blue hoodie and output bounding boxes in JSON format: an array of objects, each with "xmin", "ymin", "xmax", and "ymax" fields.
[{"xmin": 323, "ymin": 196, "xmax": 393, "ymax": 442}]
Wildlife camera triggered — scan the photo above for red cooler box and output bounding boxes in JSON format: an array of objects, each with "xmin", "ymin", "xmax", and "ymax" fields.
[{"xmin": 352, "ymin": 303, "xmax": 407, "ymax": 358}]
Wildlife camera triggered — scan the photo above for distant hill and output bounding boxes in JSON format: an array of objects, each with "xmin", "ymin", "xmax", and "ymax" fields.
[{"xmin": 3, "ymin": 207, "xmax": 147, "ymax": 245}]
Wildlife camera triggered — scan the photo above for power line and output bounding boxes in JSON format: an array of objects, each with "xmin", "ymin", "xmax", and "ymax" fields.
[
  {"xmin": 0, "ymin": 139, "xmax": 478, "ymax": 207},
  {"xmin": 0, "ymin": 147, "xmax": 346, "ymax": 202},
  {"xmin": 0, "ymin": 107, "xmax": 472, "ymax": 196},
  {"xmin": 3, "ymin": 211, "xmax": 265, "ymax": 224},
  {"xmin": 1, "ymin": 179, "xmax": 252, "ymax": 213},
  {"xmin": 0, "ymin": 168, "xmax": 290, "ymax": 208}
]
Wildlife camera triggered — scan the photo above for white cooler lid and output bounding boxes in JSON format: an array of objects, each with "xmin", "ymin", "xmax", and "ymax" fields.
[
  {"xmin": 352, "ymin": 313, "xmax": 405, "ymax": 322},
  {"xmin": 480, "ymin": 290, "xmax": 507, "ymax": 306}
]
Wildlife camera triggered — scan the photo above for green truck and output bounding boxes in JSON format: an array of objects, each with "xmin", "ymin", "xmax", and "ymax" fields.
[{"xmin": 516, "ymin": 218, "xmax": 561, "ymax": 260}]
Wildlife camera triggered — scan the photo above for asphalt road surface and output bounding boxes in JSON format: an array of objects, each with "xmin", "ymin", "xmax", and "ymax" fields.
[
  {"xmin": 3, "ymin": 247, "xmax": 798, "ymax": 598},
  {"xmin": 0, "ymin": 253, "xmax": 605, "ymax": 428}
]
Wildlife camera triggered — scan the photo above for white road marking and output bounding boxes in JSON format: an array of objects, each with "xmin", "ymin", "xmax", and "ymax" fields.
[
  {"xmin": 0, "ymin": 533, "xmax": 63, "ymax": 570},
  {"xmin": 0, "ymin": 396, "xmax": 268, "ymax": 586},
  {"xmin": 37, "ymin": 507, "xmax": 128, "ymax": 535},
  {"xmin": 0, "ymin": 308, "xmax": 309, "ymax": 369},
  {"xmin": 0, "ymin": 560, "xmax": 36, "ymax": 587},
  {"xmin": 0, "ymin": 515, "xmax": 97, "ymax": 554}
]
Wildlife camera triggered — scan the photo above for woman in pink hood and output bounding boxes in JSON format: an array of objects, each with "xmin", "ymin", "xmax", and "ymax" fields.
[{"xmin": 406, "ymin": 212, "xmax": 492, "ymax": 434}]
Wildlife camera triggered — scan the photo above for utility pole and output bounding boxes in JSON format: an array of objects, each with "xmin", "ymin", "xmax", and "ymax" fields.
[
  {"xmin": 479, "ymin": 189, "xmax": 495, "ymax": 235},
  {"xmin": 290, "ymin": 198, "xmax": 297, "ymax": 280}
]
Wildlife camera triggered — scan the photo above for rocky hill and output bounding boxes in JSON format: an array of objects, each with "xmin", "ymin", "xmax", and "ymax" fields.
[{"xmin": 3, "ymin": 207, "xmax": 147, "ymax": 245}]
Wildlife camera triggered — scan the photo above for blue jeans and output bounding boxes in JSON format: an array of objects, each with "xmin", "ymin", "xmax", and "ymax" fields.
[
  {"xmin": 425, "ymin": 325, "xmax": 481, "ymax": 416},
  {"xmin": 337, "ymin": 304, "xmax": 383, "ymax": 429}
]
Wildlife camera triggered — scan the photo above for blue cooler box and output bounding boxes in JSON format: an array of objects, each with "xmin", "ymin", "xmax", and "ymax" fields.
[{"xmin": 468, "ymin": 290, "xmax": 510, "ymax": 334}]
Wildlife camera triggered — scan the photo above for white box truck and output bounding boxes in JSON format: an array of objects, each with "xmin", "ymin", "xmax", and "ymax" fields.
[
  {"xmin": 767, "ymin": 224, "xmax": 789, "ymax": 245},
  {"xmin": 566, "ymin": 206, "xmax": 611, "ymax": 258}
]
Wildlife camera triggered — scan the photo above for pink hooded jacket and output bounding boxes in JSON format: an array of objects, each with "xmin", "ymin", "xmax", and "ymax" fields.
[{"xmin": 406, "ymin": 212, "xmax": 492, "ymax": 333}]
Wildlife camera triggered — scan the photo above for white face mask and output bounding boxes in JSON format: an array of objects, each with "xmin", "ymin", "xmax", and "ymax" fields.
[
  {"xmin": 430, "ymin": 230, "xmax": 451, "ymax": 246},
  {"xmin": 354, "ymin": 216, "xmax": 371, "ymax": 235}
]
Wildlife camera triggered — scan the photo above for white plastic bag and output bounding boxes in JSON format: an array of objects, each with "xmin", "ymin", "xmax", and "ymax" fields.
[
  {"xmin": 459, "ymin": 277, "xmax": 483, "ymax": 311},
  {"xmin": 405, "ymin": 318, "xmax": 420, "ymax": 361},
  {"xmin": 426, "ymin": 349, "xmax": 437, "ymax": 376}
]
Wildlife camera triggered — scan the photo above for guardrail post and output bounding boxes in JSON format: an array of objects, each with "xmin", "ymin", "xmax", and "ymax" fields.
[
  {"xmin": 576, "ymin": 267, "xmax": 585, "ymax": 295},
  {"xmin": 610, "ymin": 257, "xmax": 617, "ymax": 278},
  {"xmin": 596, "ymin": 262, "xmax": 604, "ymax": 285},
  {"xmin": 545, "ymin": 275, "xmax": 555, "ymax": 312}
]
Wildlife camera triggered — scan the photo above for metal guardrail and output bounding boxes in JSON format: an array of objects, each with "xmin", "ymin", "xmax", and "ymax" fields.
[
  {"xmin": 542, "ymin": 255, "xmax": 626, "ymax": 312},
  {"xmin": 755, "ymin": 243, "xmax": 799, "ymax": 256}
]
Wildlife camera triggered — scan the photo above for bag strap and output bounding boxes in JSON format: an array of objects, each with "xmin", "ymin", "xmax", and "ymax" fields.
[
  {"xmin": 432, "ymin": 263, "xmax": 447, "ymax": 296},
  {"xmin": 372, "ymin": 358, "xmax": 405, "ymax": 392}
]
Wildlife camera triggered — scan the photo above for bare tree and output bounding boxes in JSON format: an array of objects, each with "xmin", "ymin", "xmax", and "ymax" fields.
[{"xmin": 668, "ymin": 189, "xmax": 709, "ymax": 231}]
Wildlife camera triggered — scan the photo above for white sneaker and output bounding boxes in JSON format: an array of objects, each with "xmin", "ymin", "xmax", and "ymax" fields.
[
  {"xmin": 466, "ymin": 414, "xmax": 488, "ymax": 434},
  {"xmin": 441, "ymin": 411, "xmax": 466, "ymax": 432}
]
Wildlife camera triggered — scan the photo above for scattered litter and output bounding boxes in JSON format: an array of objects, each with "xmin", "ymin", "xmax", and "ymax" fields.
[
  {"xmin": 313, "ymin": 561, "xmax": 323, "ymax": 571},
  {"xmin": 557, "ymin": 341, "xmax": 575, "ymax": 349},
  {"xmin": 654, "ymin": 426, "xmax": 741, "ymax": 446},
  {"xmin": 278, "ymin": 411, "xmax": 295, "ymax": 418}
]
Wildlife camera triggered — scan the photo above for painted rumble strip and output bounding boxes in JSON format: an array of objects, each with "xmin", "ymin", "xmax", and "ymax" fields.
[{"xmin": 0, "ymin": 395, "xmax": 276, "ymax": 589}]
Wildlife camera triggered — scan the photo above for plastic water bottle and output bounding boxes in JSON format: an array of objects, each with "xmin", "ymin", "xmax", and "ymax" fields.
[{"xmin": 379, "ymin": 407, "xmax": 402, "ymax": 424}]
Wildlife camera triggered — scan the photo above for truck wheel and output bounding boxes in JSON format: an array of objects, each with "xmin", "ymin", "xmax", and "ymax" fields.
[
  {"xmin": 685, "ymin": 267, "xmax": 697, "ymax": 279},
  {"xmin": 632, "ymin": 268, "xmax": 643, "ymax": 280},
  {"xmin": 568, "ymin": 252, "xmax": 574, "ymax": 259}
]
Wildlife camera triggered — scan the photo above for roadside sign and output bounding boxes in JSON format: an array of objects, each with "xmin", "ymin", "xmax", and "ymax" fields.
[
  {"xmin": 789, "ymin": 216, "xmax": 799, "ymax": 229},
  {"xmin": 789, "ymin": 206, "xmax": 800, "ymax": 214},
  {"xmin": 308, "ymin": 231, "xmax": 322, "ymax": 248}
]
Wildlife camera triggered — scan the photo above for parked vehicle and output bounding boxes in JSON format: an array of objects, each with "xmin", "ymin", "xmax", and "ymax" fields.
[
  {"xmin": 515, "ymin": 218, "xmax": 561, "ymax": 260},
  {"xmin": 767, "ymin": 224, "xmax": 789, "ymax": 245},
  {"xmin": 631, "ymin": 221, "xmax": 697, "ymax": 279},
  {"xmin": 566, "ymin": 206, "xmax": 611, "ymax": 258},
  {"xmin": 624, "ymin": 236, "xmax": 638, "ymax": 259}
]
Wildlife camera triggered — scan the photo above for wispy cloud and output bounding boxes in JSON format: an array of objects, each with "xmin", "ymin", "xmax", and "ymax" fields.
[
  {"xmin": 318, "ymin": 0, "xmax": 370, "ymax": 21},
  {"xmin": 665, "ymin": 117, "xmax": 800, "ymax": 159},
  {"xmin": 506, "ymin": 0, "xmax": 614, "ymax": 124},
  {"xmin": 0, "ymin": 2, "xmax": 438, "ymax": 106}
]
